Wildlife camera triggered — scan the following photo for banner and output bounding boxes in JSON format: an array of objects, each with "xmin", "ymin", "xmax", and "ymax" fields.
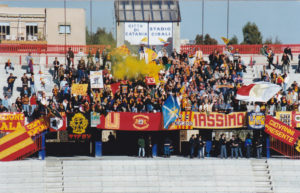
[
  {"xmin": 67, "ymin": 112, "xmax": 91, "ymax": 140},
  {"xmin": 49, "ymin": 112, "xmax": 67, "ymax": 132},
  {"xmin": 90, "ymin": 71, "xmax": 103, "ymax": 89},
  {"xmin": 293, "ymin": 112, "xmax": 300, "ymax": 128},
  {"xmin": 193, "ymin": 112, "xmax": 246, "ymax": 129},
  {"xmin": 276, "ymin": 111, "xmax": 292, "ymax": 126},
  {"xmin": 25, "ymin": 118, "xmax": 48, "ymax": 137},
  {"xmin": 145, "ymin": 77, "xmax": 156, "ymax": 85},
  {"xmin": 91, "ymin": 112, "xmax": 101, "ymax": 127},
  {"xmin": 0, "ymin": 128, "xmax": 37, "ymax": 161},
  {"xmin": 97, "ymin": 112, "xmax": 162, "ymax": 131},
  {"xmin": 149, "ymin": 23, "xmax": 172, "ymax": 45},
  {"xmin": 0, "ymin": 113, "xmax": 25, "ymax": 132},
  {"xmin": 125, "ymin": 22, "xmax": 148, "ymax": 45},
  {"xmin": 71, "ymin": 84, "xmax": 88, "ymax": 96},
  {"xmin": 265, "ymin": 115, "xmax": 300, "ymax": 146},
  {"xmin": 170, "ymin": 111, "xmax": 194, "ymax": 130},
  {"xmin": 248, "ymin": 112, "xmax": 265, "ymax": 130}
]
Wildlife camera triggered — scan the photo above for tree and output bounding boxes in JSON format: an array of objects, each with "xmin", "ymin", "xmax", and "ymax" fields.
[
  {"xmin": 264, "ymin": 37, "xmax": 273, "ymax": 44},
  {"xmin": 195, "ymin": 34, "xmax": 218, "ymax": 45},
  {"xmin": 242, "ymin": 22, "xmax": 263, "ymax": 44},
  {"xmin": 274, "ymin": 36, "xmax": 282, "ymax": 44},
  {"xmin": 195, "ymin": 34, "xmax": 204, "ymax": 45},
  {"xmin": 229, "ymin": 35, "xmax": 238, "ymax": 45},
  {"xmin": 86, "ymin": 27, "xmax": 116, "ymax": 47}
]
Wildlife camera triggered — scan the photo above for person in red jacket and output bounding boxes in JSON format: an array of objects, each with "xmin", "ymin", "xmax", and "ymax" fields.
[{"xmin": 30, "ymin": 93, "xmax": 38, "ymax": 116}]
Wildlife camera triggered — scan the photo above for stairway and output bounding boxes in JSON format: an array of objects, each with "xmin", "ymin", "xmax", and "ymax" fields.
[
  {"xmin": 45, "ymin": 160, "xmax": 64, "ymax": 192},
  {"xmin": 251, "ymin": 159, "xmax": 273, "ymax": 193}
]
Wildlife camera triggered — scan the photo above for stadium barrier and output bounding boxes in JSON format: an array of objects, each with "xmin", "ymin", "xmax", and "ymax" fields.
[{"xmin": 270, "ymin": 136, "xmax": 300, "ymax": 159}]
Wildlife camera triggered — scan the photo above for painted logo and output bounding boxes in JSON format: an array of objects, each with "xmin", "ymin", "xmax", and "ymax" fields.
[
  {"xmin": 70, "ymin": 113, "xmax": 88, "ymax": 134},
  {"xmin": 133, "ymin": 115, "xmax": 150, "ymax": 130}
]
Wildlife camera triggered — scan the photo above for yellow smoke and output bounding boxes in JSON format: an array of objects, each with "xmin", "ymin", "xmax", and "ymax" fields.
[{"xmin": 112, "ymin": 55, "xmax": 163, "ymax": 82}]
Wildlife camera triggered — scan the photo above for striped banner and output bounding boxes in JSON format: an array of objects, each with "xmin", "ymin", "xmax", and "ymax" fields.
[
  {"xmin": 170, "ymin": 111, "xmax": 194, "ymax": 130},
  {"xmin": 0, "ymin": 129, "xmax": 37, "ymax": 161}
]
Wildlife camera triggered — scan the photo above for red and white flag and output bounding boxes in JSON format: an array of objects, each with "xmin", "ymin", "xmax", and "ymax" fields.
[
  {"xmin": 236, "ymin": 82, "xmax": 281, "ymax": 102},
  {"xmin": 145, "ymin": 77, "xmax": 156, "ymax": 85}
]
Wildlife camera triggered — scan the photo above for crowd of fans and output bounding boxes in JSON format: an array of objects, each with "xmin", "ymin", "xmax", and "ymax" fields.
[{"xmin": 0, "ymin": 45, "xmax": 298, "ymax": 121}]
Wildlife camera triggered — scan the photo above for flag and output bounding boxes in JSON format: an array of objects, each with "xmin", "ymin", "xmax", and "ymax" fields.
[
  {"xmin": 236, "ymin": 82, "xmax": 281, "ymax": 102},
  {"xmin": 110, "ymin": 82, "xmax": 120, "ymax": 95},
  {"xmin": 162, "ymin": 95, "xmax": 180, "ymax": 129},
  {"xmin": 0, "ymin": 129, "xmax": 37, "ymax": 161},
  {"xmin": 140, "ymin": 37, "xmax": 148, "ymax": 44},
  {"xmin": 144, "ymin": 48, "xmax": 158, "ymax": 64},
  {"xmin": 145, "ymin": 77, "xmax": 156, "ymax": 85},
  {"xmin": 221, "ymin": 37, "xmax": 230, "ymax": 45},
  {"xmin": 158, "ymin": 38, "xmax": 170, "ymax": 47}
]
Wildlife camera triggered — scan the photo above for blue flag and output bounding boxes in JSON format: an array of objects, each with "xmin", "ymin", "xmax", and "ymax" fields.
[{"xmin": 162, "ymin": 95, "xmax": 180, "ymax": 129}]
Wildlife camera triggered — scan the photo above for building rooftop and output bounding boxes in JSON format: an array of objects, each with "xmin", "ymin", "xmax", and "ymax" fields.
[{"xmin": 114, "ymin": 0, "xmax": 181, "ymax": 22}]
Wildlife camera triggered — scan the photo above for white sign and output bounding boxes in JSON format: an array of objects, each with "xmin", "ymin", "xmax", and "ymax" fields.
[
  {"xmin": 90, "ymin": 71, "xmax": 104, "ymax": 89},
  {"xmin": 149, "ymin": 23, "xmax": 172, "ymax": 45},
  {"xmin": 125, "ymin": 22, "xmax": 148, "ymax": 45}
]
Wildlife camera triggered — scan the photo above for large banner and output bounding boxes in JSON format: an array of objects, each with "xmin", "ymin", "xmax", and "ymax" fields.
[
  {"xmin": 71, "ymin": 84, "xmax": 88, "ymax": 96},
  {"xmin": 193, "ymin": 112, "xmax": 246, "ymax": 129},
  {"xmin": 265, "ymin": 115, "xmax": 300, "ymax": 146},
  {"xmin": 90, "ymin": 71, "xmax": 103, "ymax": 89},
  {"xmin": 125, "ymin": 22, "xmax": 148, "ymax": 45},
  {"xmin": 248, "ymin": 112, "xmax": 265, "ymax": 130},
  {"xmin": 149, "ymin": 23, "xmax": 172, "ymax": 45},
  {"xmin": 97, "ymin": 112, "xmax": 163, "ymax": 131},
  {"xmin": 0, "ymin": 113, "xmax": 25, "ymax": 132},
  {"xmin": 49, "ymin": 112, "xmax": 67, "ymax": 132},
  {"xmin": 67, "ymin": 112, "xmax": 91, "ymax": 140},
  {"xmin": 169, "ymin": 111, "xmax": 194, "ymax": 130}
]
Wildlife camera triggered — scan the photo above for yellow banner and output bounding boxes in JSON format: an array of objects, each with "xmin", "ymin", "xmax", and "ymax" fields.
[{"xmin": 71, "ymin": 84, "xmax": 88, "ymax": 96}]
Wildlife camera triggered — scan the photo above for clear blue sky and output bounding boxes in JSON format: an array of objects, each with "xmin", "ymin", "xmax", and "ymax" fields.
[{"xmin": 2, "ymin": 0, "xmax": 300, "ymax": 44}]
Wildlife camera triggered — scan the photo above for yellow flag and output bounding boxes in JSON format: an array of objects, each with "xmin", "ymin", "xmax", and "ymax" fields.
[
  {"xmin": 145, "ymin": 48, "xmax": 158, "ymax": 64},
  {"xmin": 141, "ymin": 37, "xmax": 148, "ymax": 43},
  {"xmin": 221, "ymin": 37, "xmax": 230, "ymax": 45}
]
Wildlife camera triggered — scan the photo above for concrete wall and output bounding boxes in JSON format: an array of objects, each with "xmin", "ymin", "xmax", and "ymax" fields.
[
  {"xmin": 116, "ymin": 22, "xmax": 125, "ymax": 47},
  {"xmin": 46, "ymin": 8, "xmax": 86, "ymax": 45}
]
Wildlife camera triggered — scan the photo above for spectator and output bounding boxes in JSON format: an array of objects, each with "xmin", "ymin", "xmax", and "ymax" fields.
[
  {"xmin": 230, "ymin": 135, "xmax": 238, "ymax": 159},
  {"xmin": 256, "ymin": 135, "xmax": 263, "ymax": 159},
  {"xmin": 138, "ymin": 136, "xmax": 145, "ymax": 158},
  {"xmin": 196, "ymin": 135, "xmax": 204, "ymax": 159},
  {"xmin": 5, "ymin": 59, "xmax": 14, "ymax": 74},
  {"xmin": 67, "ymin": 48, "xmax": 74, "ymax": 68},
  {"xmin": 146, "ymin": 136, "xmax": 153, "ymax": 158},
  {"xmin": 189, "ymin": 134, "xmax": 196, "ymax": 158},
  {"xmin": 245, "ymin": 133, "xmax": 252, "ymax": 158},
  {"xmin": 53, "ymin": 57, "xmax": 60, "ymax": 79},
  {"xmin": 281, "ymin": 53, "xmax": 290, "ymax": 74},
  {"xmin": 220, "ymin": 134, "xmax": 227, "ymax": 159},
  {"xmin": 164, "ymin": 137, "xmax": 172, "ymax": 158},
  {"xmin": 284, "ymin": 46, "xmax": 293, "ymax": 61},
  {"xmin": 7, "ymin": 73, "xmax": 17, "ymax": 94}
]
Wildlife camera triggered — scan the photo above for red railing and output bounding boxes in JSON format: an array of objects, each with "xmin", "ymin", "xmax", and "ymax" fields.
[
  {"xmin": 270, "ymin": 136, "xmax": 300, "ymax": 159},
  {"xmin": 180, "ymin": 44, "xmax": 300, "ymax": 55},
  {"xmin": 0, "ymin": 44, "xmax": 110, "ymax": 55},
  {"xmin": 15, "ymin": 134, "xmax": 43, "ymax": 160}
]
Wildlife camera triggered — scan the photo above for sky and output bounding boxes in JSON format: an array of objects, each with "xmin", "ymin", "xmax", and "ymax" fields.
[{"xmin": 2, "ymin": 0, "xmax": 300, "ymax": 44}]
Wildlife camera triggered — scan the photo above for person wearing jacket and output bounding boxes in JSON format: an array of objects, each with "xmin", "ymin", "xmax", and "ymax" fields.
[
  {"xmin": 256, "ymin": 135, "xmax": 263, "ymax": 159},
  {"xmin": 189, "ymin": 135, "xmax": 196, "ymax": 158},
  {"xmin": 196, "ymin": 135, "xmax": 205, "ymax": 159},
  {"xmin": 220, "ymin": 134, "xmax": 227, "ymax": 159},
  {"xmin": 138, "ymin": 136, "xmax": 145, "ymax": 158},
  {"xmin": 245, "ymin": 133, "xmax": 252, "ymax": 158}
]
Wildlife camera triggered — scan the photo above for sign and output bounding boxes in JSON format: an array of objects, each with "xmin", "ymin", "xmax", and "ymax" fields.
[
  {"xmin": 248, "ymin": 112, "xmax": 265, "ymax": 129},
  {"xmin": 91, "ymin": 112, "xmax": 101, "ymax": 127},
  {"xmin": 145, "ymin": 77, "xmax": 156, "ymax": 85},
  {"xmin": 193, "ymin": 112, "xmax": 246, "ymax": 129},
  {"xmin": 25, "ymin": 118, "xmax": 48, "ymax": 137},
  {"xmin": 276, "ymin": 112, "xmax": 292, "ymax": 126},
  {"xmin": 170, "ymin": 111, "xmax": 194, "ymax": 130},
  {"xmin": 265, "ymin": 115, "xmax": 300, "ymax": 146},
  {"xmin": 97, "ymin": 112, "xmax": 162, "ymax": 131},
  {"xmin": 90, "ymin": 71, "xmax": 103, "ymax": 89},
  {"xmin": 71, "ymin": 84, "xmax": 88, "ymax": 96},
  {"xmin": 149, "ymin": 23, "xmax": 172, "ymax": 45},
  {"xmin": 293, "ymin": 112, "xmax": 300, "ymax": 128},
  {"xmin": 125, "ymin": 22, "xmax": 148, "ymax": 45},
  {"xmin": 68, "ymin": 113, "xmax": 91, "ymax": 140},
  {"xmin": 0, "ymin": 113, "xmax": 25, "ymax": 132}
]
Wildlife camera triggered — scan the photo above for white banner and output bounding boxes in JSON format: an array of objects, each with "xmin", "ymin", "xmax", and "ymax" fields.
[
  {"xmin": 90, "ymin": 71, "xmax": 103, "ymax": 89},
  {"xmin": 124, "ymin": 22, "xmax": 148, "ymax": 45},
  {"xmin": 149, "ymin": 23, "xmax": 172, "ymax": 45}
]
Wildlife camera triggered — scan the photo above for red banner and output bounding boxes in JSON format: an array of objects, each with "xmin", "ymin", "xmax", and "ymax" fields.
[
  {"xmin": 97, "ymin": 112, "xmax": 163, "ymax": 131},
  {"xmin": 169, "ymin": 111, "xmax": 194, "ymax": 130},
  {"xmin": 49, "ymin": 112, "xmax": 67, "ymax": 132},
  {"xmin": 25, "ymin": 118, "xmax": 48, "ymax": 137},
  {"xmin": 0, "ymin": 113, "xmax": 25, "ymax": 132},
  {"xmin": 193, "ymin": 112, "xmax": 246, "ymax": 129},
  {"xmin": 265, "ymin": 115, "xmax": 300, "ymax": 146}
]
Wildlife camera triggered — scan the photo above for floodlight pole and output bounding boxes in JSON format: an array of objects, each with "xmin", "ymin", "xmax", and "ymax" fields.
[
  {"xmin": 202, "ymin": 0, "xmax": 204, "ymax": 38},
  {"xmin": 64, "ymin": 0, "xmax": 67, "ymax": 65},
  {"xmin": 90, "ymin": 0, "xmax": 93, "ymax": 42},
  {"xmin": 227, "ymin": 0, "xmax": 230, "ymax": 39}
]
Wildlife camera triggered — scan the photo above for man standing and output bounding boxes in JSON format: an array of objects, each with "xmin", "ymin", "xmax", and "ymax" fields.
[
  {"xmin": 7, "ymin": 73, "xmax": 17, "ymax": 94},
  {"xmin": 189, "ymin": 135, "xmax": 196, "ymax": 158},
  {"xmin": 67, "ymin": 48, "xmax": 74, "ymax": 69},
  {"xmin": 230, "ymin": 135, "xmax": 238, "ymax": 159},
  {"xmin": 197, "ymin": 135, "xmax": 204, "ymax": 159},
  {"xmin": 53, "ymin": 57, "xmax": 60, "ymax": 79},
  {"xmin": 138, "ymin": 136, "xmax": 145, "ymax": 157},
  {"xmin": 281, "ymin": 53, "xmax": 290, "ymax": 74},
  {"xmin": 146, "ymin": 136, "xmax": 153, "ymax": 158},
  {"xmin": 21, "ymin": 73, "xmax": 29, "ymax": 89},
  {"xmin": 25, "ymin": 52, "xmax": 32, "ymax": 73},
  {"xmin": 256, "ymin": 135, "xmax": 263, "ymax": 159},
  {"xmin": 95, "ymin": 48, "xmax": 100, "ymax": 64},
  {"xmin": 267, "ymin": 49, "xmax": 275, "ymax": 69}
]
